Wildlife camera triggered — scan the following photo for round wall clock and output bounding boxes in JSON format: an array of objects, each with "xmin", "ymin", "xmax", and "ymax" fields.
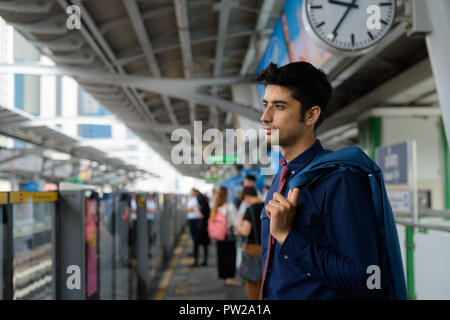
[{"xmin": 302, "ymin": 0, "xmax": 397, "ymax": 56}]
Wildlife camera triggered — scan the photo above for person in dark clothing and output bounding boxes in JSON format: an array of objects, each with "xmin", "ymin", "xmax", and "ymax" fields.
[
  {"xmin": 129, "ymin": 193, "xmax": 138, "ymax": 260},
  {"xmin": 236, "ymin": 186, "xmax": 264, "ymax": 300},
  {"xmin": 193, "ymin": 189, "xmax": 210, "ymax": 266}
]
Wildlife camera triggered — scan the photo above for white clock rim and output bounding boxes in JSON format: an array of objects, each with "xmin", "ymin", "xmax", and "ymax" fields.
[{"xmin": 302, "ymin": 0, "xmax": 397, "ymax": 57}]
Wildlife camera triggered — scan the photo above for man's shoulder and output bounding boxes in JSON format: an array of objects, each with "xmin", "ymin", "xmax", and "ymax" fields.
[
  {"xmin": 311, "ymin": 168, "xmax": 369, "ymax": 189},
  {"xmin": 304, "ymin": 169, "xmax": 373, "ymax": 212}
]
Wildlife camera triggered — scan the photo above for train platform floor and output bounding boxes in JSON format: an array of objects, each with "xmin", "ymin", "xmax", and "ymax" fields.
[{"xmin": 152, "ymin": 230, "xmax": 248, "ymax": 300}]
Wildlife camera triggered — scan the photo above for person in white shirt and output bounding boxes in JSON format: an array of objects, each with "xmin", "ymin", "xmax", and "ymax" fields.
[
  {"xmin": 130, "ymin": 193, "xmax": 137, "ymax": 221},
  {"xmin": 146, "ymin": 193, "xmax": 157, "ymax": 257},
  {"xmin": 129, "ymin": 193, "xmax": 138, "ymax": 259},
  {"xmin": 186, "ymin": 188, "xmax": 202, "ymax": 266}
]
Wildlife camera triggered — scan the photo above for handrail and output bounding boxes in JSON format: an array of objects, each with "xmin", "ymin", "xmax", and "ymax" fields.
[
  {"xmin": 421, "ymin": 208, "xmax": 450, "ymax": 218},
  {"xmin": 395, "ymin": 219, "xmax": 450, "ymax": 233},
  {"xmin": 395, "ymin": 209, "xmax": 450, "ymax": 219}
]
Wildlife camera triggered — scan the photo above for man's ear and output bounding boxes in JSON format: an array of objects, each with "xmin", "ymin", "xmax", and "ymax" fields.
[{"xmin": 306, "ymin": 106, "xmax": 321, "ymax": 126}]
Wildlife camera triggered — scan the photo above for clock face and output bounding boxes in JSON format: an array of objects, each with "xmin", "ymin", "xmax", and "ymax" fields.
[{"xmin": 303, "ymin": 0, "xmax": 396, "ymax": 55}]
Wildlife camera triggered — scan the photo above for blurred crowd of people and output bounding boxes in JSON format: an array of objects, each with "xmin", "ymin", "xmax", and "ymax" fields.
[
  {"xmin": 119, "ymin": 177, "xmax": 268, "ymax": 300},
  {"xmin": 186, "ymin": 174, "xmax": 268, "ymax": 300}
]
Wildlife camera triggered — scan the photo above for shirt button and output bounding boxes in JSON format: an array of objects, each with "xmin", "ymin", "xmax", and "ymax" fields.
[
  {"xmin": 291, "ymin": 170, "xmax": 295, "ymax": 175},
  {"xmin": 307, "ymin": 273, "xmax": 311, "ymax": 277},
  {"xmin": 284, "ymin": 255, "xmax": 288, "ymax": 259}
]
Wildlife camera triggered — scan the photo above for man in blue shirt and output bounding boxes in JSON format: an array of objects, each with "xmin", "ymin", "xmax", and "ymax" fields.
[{"xmin": 258, "ymin": 62, "xmax": 390, "ymax": 299}]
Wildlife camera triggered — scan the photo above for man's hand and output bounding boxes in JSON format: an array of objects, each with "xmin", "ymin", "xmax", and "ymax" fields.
[{"xmin": 266, "ymin": 188, "xmax": 300, "ymax": 245}]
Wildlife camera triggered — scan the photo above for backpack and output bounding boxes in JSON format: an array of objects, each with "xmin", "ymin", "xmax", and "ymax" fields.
[{"xmin": 207, "ymin": 205, "xmax": 227, "ymax": 241}]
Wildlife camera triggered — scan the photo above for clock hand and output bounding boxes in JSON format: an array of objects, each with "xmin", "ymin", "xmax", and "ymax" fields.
[
  {"xmin": 331, "ymin": 0, "xmax": 358, "ymax": 37},
  {"xmin": 328, "ymin": 0, "xmax": 359, "ymax": 9}
]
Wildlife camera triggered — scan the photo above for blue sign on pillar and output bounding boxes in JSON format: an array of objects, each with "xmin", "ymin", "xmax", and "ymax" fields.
[{"xmin": 375, "ymin": 142, "xmax": 410, "ymax": 185}]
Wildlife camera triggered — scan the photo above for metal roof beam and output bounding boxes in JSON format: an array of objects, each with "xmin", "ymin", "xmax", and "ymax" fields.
[
  {"xmin": 210, "ymin": 0, "xmax": 239, "ymax": 127},
  {"xmin": 0, "ymin": 0, "xmax": 53, "ymax": 14},
  {"xmin": 99, "ymin": 1, "xmax": 216, "ymax": 34},
  {"xmin": 0, "ymin": 151, "xmax": 29, "ymax": 165},
  {"xmin": 116, "ymin": 25, "xmax": 272, "ymax": 66},
  {"xmin": 174, "ymin": 0, "xmax": 196, "ymax": 125},
  {"xmin": 68, "ymin": 0, "xmax": 156, "ymax": 126},
  {"xmin": 240, "ymin": 0, "xmax": 277, "ymax": 75},
  {"xmin": 124, "ymin": 0, "xmax": 179, "ymax": 126},
  {"xmin": 62, "ymin": 0, "xmax": 173, "ymax": 155},
  {"xmin": 0, "ymin": 63, "xmax": 260, "ymax": 120}
]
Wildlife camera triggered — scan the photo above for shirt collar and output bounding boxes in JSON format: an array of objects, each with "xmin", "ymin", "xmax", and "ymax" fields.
[{"xmin": 282, "ymin": 139, "xmax": 324, "ymax": 174}]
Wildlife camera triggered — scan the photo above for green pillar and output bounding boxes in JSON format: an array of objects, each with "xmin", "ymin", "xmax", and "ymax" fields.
[
  {"xmin": 405, "ymin": 226, "xmax": 416, "ymax": 300},
  {"xmin": 358, "ymin": 117, "xmax": 381, "ymax": 160},
  {"xmin": 441, "ymin": 119, "xmax": 450, "ymax": 210}
]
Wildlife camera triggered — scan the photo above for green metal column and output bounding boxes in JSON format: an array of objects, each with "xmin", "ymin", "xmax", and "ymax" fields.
[
  {"xmin": 358, "ymin": 117, "xmax": 381, "ymax": 160},
  {"xmin": 405, "ymin": 226, "xmax": 416, "ymax": 300},
  {"xmin": 441, "ymin": 119, "xmax": 450, "ymax": 210}
]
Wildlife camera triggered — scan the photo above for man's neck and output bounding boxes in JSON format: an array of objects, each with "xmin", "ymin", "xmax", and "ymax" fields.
[{"xmin": 281, "ymin": 134, "xmax": 317, "ymax": 163}]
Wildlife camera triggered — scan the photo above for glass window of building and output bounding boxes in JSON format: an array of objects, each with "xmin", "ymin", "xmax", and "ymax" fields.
[
  {"xmin": 78, "ymin": 124, "xmax": 112, "ymax": 139},
  {"xmin": 78, "ymin": 87, "xmax": 111, "ymax": 116},
  {"xmin": 13, "ymin": 31, "xmax": 40, "ymax": 116}
]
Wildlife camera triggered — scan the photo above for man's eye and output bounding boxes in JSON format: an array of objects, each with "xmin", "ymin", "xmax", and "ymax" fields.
[{"xmin": 275, "ymin": 105, "xmax": 284, "ymax": 109}]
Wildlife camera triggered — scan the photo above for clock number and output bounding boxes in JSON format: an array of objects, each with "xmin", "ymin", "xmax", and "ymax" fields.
[{"xmin": 366, "ymin": 5, "xmax": 382, "ymax": 30}]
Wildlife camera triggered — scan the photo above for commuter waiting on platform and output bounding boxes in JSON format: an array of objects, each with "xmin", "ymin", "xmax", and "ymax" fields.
[
  {"xmin": 129, "ymin": 192, "xmax": 138, "ymax": 260},
  {"xmin": 235, "ymin": 186, "xmax": 263, "ymax": 300},
  {"xmin": 186, "ymin": 188, "xmax": 202, "ymax": 264},
  {"xmin": 237, "ymin": 175, "xmax": 257, "ymax": 220},
  {"xmin": 146, "ymin": 193, "xmax": 157, "ymax": 257},
  {"xmin": 192, "ymin": 188, "xmax": 210, "ymax": 267},
  {"xmin": 210, "ymin": 187, "xmax": 242, "ymax": 286},
  {"xmin": 257, "ymin": 62, "xmax": 407, "ymax": 299}
]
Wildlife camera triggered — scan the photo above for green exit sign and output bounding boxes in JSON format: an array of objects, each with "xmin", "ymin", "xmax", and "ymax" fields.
[
  {"xmin": 205, "ymin": 176, "xmax": 219, "ymax": 182},
  {"xmin": 207, "ymin": 155, "xmax": 239, "ymax": 164}
]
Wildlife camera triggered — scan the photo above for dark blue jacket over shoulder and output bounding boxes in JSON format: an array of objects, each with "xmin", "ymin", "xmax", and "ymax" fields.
[{"xmin": 260, "ymin": 140, "xmax": 407, "ymax": 300}]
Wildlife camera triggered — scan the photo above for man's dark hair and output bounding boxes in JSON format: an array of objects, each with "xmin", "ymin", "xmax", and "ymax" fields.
[
  {"xmin": 242, "ymin": 186, "xmax": 257, "ymax": 197},
  {"xmin": 245, "ymin": 174, "xmax": 256, "ymax": 182},
  {"xmin": 256, "ymin": 62, "xmax": 332, "ymax": 130}
]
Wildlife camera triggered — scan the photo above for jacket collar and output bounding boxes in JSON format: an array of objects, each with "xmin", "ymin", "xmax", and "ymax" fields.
[{"xmin": 282, "ymin": 139, "xmax": 324, "ymax": 174}]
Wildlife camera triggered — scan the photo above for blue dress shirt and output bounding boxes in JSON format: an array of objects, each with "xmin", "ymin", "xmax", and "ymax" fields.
[{"xmin": 261, "ymin": 140, "xmax": 388, "ymax": 299}]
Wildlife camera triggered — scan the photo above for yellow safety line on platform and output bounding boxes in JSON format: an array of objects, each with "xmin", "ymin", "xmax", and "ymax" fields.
[{"xmin": 154, "ymin": 230, "xmax": 188, "ymax": 300}]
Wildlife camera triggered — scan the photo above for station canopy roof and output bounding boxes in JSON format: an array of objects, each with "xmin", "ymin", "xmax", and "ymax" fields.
[
  {"xmin": 0, "ymin": 104, "xmax": 153, "ymax": 177},
  {"xmin": 0, "ymin": 0, "xmax": 438, "ymax": 177}
]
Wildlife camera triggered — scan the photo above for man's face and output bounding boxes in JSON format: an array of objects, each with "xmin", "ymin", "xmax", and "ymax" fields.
[
  {"xmin": 243, "ymin": 179, "xmax": 255, "ymax": 188},
  {"xmin": 261, "ymin": 85, "xmax": 306, "ymax": 147},
  {"xmin": 190, "ymin": 189, "xmax": 196, "ymax": 197}
]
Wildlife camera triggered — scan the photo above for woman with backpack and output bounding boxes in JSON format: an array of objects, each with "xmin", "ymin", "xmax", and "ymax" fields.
[{"xmin": 209, "ymin": 187, "xmax": 242, "ymax": 286}]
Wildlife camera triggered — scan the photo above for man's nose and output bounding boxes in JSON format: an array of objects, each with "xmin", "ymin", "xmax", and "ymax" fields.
[{"xmin": 261, "ymin": 106, "xmax": 273, "ymax": 123}]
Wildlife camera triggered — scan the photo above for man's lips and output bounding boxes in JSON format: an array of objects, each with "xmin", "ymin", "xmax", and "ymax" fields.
[{"xmin": 264, "ymin": 127, "xmax": 275, "ymax": 135}]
